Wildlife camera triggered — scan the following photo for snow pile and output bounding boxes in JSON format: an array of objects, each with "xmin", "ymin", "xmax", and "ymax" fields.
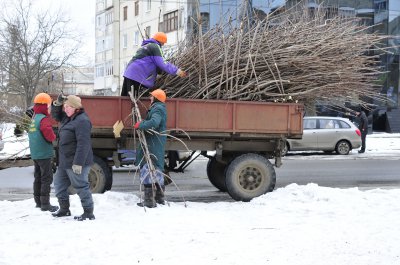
[{"xmin": 1, "ymin": 184, "xmax": 400, "ymax": 264}]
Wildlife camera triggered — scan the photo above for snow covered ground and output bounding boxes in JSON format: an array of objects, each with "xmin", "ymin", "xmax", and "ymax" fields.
[{"xmin": 1, "ymin": 124, "xmax": 400, "ymax": 264}]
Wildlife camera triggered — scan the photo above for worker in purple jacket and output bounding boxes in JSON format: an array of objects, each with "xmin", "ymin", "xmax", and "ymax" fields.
[{"xmin": 121, "ymin": 32, "xmax": 187, "ymax": 97}]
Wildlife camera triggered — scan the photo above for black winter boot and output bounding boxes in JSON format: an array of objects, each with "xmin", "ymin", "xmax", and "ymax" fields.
[
  {"xmin": 137, "ymin": 185, "xmax": 156, "ymax": 208},
  {"xmin": 52, "ymin": 200, "xmax": 71, "ymax": 217},
  {"xmin": 155, "ymin": 184, "xmax": 165, "ymax": 205},
  {"xmin": 34, "ymin": 196, "xmax": 41, "ymax": 208},
  {"xmin": 40, "ymin": 196, "xmax": 59, "ymax": 212},
  {"xmin": 74, "ymin": 208, "xmax": 95, "ymax": 221}
]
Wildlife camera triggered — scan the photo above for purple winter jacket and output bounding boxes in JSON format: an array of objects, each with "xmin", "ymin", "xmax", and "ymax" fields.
[{"xmin": 123, "ymin": 39, "xmax": 178, "ymax": 88}]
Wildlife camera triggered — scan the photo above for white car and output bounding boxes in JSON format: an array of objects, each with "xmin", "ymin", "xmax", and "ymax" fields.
[{"xmin": 284, "ymin": 116, "xmax": 362, "ymax": 155}]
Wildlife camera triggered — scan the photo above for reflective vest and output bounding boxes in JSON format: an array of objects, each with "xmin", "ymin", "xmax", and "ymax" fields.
[{"xmin": 28, "ymin": 114, "xmax": 54, "ymax": 159}]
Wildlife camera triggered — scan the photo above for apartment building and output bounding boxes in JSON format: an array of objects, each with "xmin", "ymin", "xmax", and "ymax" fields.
[
  {"xmin": 95, "ymin": 0, "xmax": 120, "ymax": 95},
  {"xmin": 95, "ymin": 0, "xmax": 188, "ymax": 95}
]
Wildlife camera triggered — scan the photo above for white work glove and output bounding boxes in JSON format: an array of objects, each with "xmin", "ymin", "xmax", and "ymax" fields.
[{"xmin": 72, "ymin": 164, "xmax": 82, "ymax": 175}]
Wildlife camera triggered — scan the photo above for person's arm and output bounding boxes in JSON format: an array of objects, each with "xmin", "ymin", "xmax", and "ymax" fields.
[
  {"xmin": 148, "ymin": 44, "xmax": 179, "ymax": 75},
  {"xmin": 39, "ymin": 117, "xmax": 56, "ymax": 142},
  {"xmin": 138, "ymin": 108, "xmax": 163, "ymax": 130},
  {"xmin": 51, "ymin": 104, "xmax": 66, "ymax": 122},
  {"xmin": 73, "ymin": 117, "xmax": 92, "ymax": 166}
]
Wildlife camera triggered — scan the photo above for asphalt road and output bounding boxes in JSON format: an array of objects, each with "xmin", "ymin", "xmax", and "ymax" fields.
[{"xmin": 1, "ymin": 156, "xmax": 400, "ymax": 202}]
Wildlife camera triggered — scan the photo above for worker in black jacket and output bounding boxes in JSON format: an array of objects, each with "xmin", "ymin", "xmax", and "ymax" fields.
[
  {"xmin": 51, "ymin": 95, "xmax": 95, "ymax": 221},
  {"xmin": 356, "ymin": 110, "xmax": 368, "ymax": 153}
]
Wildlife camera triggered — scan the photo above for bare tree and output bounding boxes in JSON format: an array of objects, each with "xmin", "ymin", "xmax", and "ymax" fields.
[{"xmin": 0, "ymin": 0, "xmax": 81, "ymax": 108}]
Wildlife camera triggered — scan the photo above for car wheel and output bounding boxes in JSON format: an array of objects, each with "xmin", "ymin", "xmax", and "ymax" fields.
[
  {"xmin": 335, "ymin": 140, "xmax": 351, "ymax": 155},
  {"xmin": 281, "ymin": 142, "xmax": 289, "ymax": 157}
]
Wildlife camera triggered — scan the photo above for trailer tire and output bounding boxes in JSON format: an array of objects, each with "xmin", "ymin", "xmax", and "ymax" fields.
[
  {"xmin": 89, "ymin": 156, "xmax": 112, "ymax": 193},
  {"xmin": 67, "ymin": 156, "xmax": 112, "ymax": 194},
  {"xmin": 225, "ymin": 153, "xmax": 276, "ymax": 202},
  {"xmin": 206, "ymin": 157, "xmax": 227, "ymax": 192},
  {"xmin": 104, "ymin": 167, "xmax": 113, "ymax": 191}
]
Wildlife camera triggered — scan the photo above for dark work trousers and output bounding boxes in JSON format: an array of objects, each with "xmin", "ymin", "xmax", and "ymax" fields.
[
  {"xmin": 360, "ymin": 130, "xmax": 367, "ymax": 152},
  {"xmin": 33, "ymin": 159, "xmax": 53, "ymax": 197},
  {"xmin": 121, "ymin": 78, "xmax": 149, "ymax": 98}
]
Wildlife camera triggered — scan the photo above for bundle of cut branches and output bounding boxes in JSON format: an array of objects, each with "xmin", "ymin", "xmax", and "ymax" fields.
[{"xmin": 156, "ymin": 6, "xmax": 390, "ymax": 111}]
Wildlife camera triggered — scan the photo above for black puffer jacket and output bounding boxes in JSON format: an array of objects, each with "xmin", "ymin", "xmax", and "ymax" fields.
[
  {"xmin": 358, "ymin": 111, "xmax": 368, "ymax": 132},
  {"xmin": 52, "ymin": 105, "xmax": 93, "ymax": 169}
]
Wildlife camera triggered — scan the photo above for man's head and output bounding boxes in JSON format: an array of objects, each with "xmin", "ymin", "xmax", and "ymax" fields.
[
  {"xmin": 152, "ymin": 32, "xmax": 167, "ymax": 46},
  {"xmin": 33, "ymin": 93, "xmax": 52, "ymax": 114}
]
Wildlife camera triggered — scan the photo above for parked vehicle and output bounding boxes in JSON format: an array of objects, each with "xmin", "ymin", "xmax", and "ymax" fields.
[
  {"xmin": 51, "ymin": 95, "xmax": 304, "ymax": 201},
  {"xmin": 283, "ymin": 116, "xmax": 361, "ymax": 156}
]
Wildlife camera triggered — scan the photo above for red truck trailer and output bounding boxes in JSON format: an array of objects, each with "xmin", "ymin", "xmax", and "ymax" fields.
[{"xmin": 53, "ymin": 95, "xmax": 303, "ymax": 201}]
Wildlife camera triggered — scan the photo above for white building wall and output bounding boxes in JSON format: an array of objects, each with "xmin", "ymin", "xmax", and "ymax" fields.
[{"xmin": 95, "ymin": 0, "xmax": 120, "ymax": 95}]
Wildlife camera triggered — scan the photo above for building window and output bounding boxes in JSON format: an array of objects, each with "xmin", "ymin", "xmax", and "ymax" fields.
[
  {"xmin": 146, "ymin": 0, "xmax": 151, "ymax": 11},
  {"xmin": 133, "ymin": 31, "xmax": 139, "ymax": 45},
  {"xmin": 123, "ymin": 34, "xmax": 128, "ymax": 48},
  {"xmin": 105, "ymin": 11, "xmax": 113, "ymax": 25},
  {"xmin": 123, "ymin": 6, "xmax": 128, "ymax": 21},
  {"xmin": 97, "ymin": 16, "xmax": 102, "ymax": 27},
  {"xmin": 105, "ymin": 61, "xmax": 113, "ymax": 76},
  {"xmin": 135, "ymin": 1, "xmax": 139, "ymax": 16},
  {"xmin": 163, "ymin": 10, "xmax": 178, "ymax": 33},
  {"xmin": 96, "ymin": 65, "xmax": 104, "ymax": 77}
]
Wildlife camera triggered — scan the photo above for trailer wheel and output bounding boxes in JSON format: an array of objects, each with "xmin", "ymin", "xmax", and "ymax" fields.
[
  {"xmin": 67, "ymin": 156, "xmax": 112, "ymax": 194},
  {"xmin": 89, "ymin": 156, "xmax": 112, "ymax": 193},
  {"xmin": 206, "ymin": 157, "xmax": 227, "ymax": 192},
  {"xmin": 104, "ymin": 167, "xmax": 113, "ymax": 191},
  {"xmin": 225, "ymin": 153, "xmax": 276, "ymax": 202}
]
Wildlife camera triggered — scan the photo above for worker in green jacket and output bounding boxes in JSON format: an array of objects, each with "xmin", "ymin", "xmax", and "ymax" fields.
[
  {"xmin": 28, "ymin": 93, "xmax": 59, "ymax": 212},
  {"xmin": 133, "ymin": 89, "xmax": 167, "ymax": 208}
]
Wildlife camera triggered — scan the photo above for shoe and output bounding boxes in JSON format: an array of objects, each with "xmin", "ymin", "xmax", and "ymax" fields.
[
  {"xmin": 358, "ymin": 150, "xmax": 365, "ymax": 153},
  {"xmin": 41, "ymin": 204, "xmax": 59, "ymax": 212},
  {"xmin": 155, "ymin": 184, "xmax": 165, "ymax": 205},
  {"xmin": 52, "ymin": 209, "xmax": 71, "ymax": 217},
  {"xmin": 74, "ymin": 208, "xmax": 95, "ymax": 221},
  {"xmin": 40, "ymin": 195, "xmax": 59, "ymax": 212},
  {"xmin": 137, "ymin": 185, "xmax": 156, "ymax": 208},
  {"xmin": 52, "ymin": 200, "xmax": 71, "ymax": 217}
]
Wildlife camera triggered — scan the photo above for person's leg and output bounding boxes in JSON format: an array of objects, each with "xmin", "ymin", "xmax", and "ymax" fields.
[
  {"xmin": 121, "ymin": 77, "xmax": 130, "ymax": 96},
  {"xmin": 361, "ymin": 132, "xmax": 367, "ymax": 152},
  {"xmin": 37, "ymin": 159, "xmax": 58, "ymax": 212},
  {"xmin": 67, "ymin": 166, "xmax": 95, "ymax": 220},
  {"xmin": 132, "ymin": 80, "xmax": 149, "ymax": 98},
  {"xmin": 137, "ymin": 164, "xmax": 157, "ymax": 208},
  {"xmin": 33, "ymin": 160, "xmax": 41, "ymax": 208},
  {"xmin": 121, "ymin": 78, "xmax": 142, "ymax": 97},
  {"xmin": 52, "ymin": 167, "xmax": 72, "ymax": 217}
]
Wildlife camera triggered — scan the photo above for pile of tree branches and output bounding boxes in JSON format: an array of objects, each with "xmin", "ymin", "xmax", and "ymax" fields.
[{"xmin": 157, "ymin": 6, "xmax": 389, "ymax": 111}]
